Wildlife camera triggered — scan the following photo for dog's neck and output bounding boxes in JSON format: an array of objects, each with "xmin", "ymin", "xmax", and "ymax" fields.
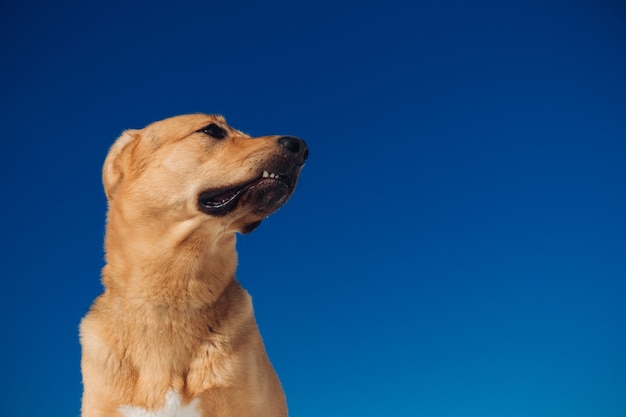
[{"xmin": 102, "ymin": 208, "xmax": 239, "ymax": 308}]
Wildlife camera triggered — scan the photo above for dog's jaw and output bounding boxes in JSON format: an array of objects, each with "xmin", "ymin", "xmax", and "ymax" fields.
[
  {"xmin": 198, "ymin": 161, "xmax": 302, "ymax": 219},
  {"xmin": 197, "ymin": 172, "xmax": 293, "ymax": 217}
]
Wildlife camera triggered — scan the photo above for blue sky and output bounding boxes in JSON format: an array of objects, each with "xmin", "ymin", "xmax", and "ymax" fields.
[{"xmin": 1, "ymin": 1, "xmax": 625, "ymax": 416}]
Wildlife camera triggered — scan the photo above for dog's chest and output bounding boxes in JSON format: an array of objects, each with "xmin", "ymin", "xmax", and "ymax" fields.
[{"xmin": 119, "ymin": 391, "xmax": 201, "ymax": 417}]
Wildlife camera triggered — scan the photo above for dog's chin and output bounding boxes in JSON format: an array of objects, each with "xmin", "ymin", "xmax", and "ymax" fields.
[{"xmin": 198, "ymin": 176, "xmax": 294, "ymax": 220}]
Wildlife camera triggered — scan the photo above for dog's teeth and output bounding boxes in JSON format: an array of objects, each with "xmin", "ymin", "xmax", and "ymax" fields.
[{"xmin": 262, "ymin": 171, "xmax": 281, "ymax": 179}]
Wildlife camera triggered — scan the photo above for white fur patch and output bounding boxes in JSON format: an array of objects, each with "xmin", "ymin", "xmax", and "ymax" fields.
[{"xmin": 119, "ymin": 391, "xmax": 200, "ymax": 417}]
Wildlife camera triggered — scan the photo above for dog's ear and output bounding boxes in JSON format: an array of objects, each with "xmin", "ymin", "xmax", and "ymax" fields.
[{"xmin": 102, "ymin": 129, "xmax": 139, "ymax": 200}]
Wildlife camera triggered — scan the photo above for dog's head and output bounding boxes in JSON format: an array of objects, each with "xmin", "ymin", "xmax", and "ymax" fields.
[{"xmin": 103, "ymin": 114, "xmax": 308, "ymax": 235}]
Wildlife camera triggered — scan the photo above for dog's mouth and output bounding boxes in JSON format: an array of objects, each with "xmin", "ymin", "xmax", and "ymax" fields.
[{"xmin": 198, "ymin": 170, "xmax": 296, "ymax": 217}]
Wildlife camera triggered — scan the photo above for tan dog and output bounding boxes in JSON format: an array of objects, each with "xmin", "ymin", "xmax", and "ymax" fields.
[{"xmin": 80, "ymin": 114, "xmax": 308, "ymax": 417}]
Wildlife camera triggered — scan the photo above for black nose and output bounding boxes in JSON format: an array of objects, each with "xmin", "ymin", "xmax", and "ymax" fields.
[{"xmin": 277, "ymin": 136, "xmax": 309, "ymax": 165}]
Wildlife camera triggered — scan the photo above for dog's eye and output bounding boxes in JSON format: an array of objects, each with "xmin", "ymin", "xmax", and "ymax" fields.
[{"xmin": 198, "ymin": 123, "xmax": 228, "ymax": 139}]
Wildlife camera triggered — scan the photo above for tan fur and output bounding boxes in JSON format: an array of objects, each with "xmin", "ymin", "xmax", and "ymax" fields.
[{"xmin": 80, "ymin": 114, "xmax": 306, "ymax": 416}]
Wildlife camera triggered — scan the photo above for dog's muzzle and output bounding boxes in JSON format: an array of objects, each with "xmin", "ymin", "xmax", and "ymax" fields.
[{"xmin": 198, "ymin": 136, "xmax": 308, "ymax": 217}]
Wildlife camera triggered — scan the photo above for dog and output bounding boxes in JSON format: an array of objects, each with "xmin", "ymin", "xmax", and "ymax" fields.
[{"xmin": 80, "ymin": 114, "xmax": 308, "ymax": 417}]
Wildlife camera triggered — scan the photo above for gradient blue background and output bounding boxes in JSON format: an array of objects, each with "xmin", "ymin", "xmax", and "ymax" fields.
[{"xmin": 1, "ymin": 1, "xmax": 624, "ymax": 416}]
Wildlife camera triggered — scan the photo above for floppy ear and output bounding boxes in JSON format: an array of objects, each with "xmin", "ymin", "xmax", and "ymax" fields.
[{"xmin": 102, "ymin": 129, "xmax": 139, "ymax": 200}]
